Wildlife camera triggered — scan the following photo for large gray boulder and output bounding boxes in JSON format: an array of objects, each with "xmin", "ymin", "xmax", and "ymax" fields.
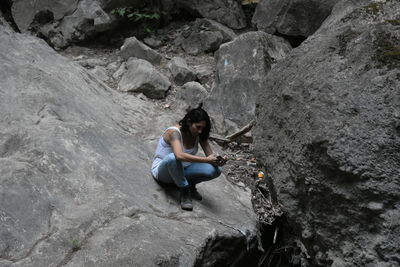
[
  {"xmin": 0, "ymin": 24, "xmax": 258, "ymax": 266},
  {"xmin": 11, "ymin": 0, "xmax": 79, "ymax": 32},
  {"xmin": 205, "ymin": 31, "xmax": 292, "ymax": 128},
  {"xmin": 252, "ymin": 0, "xmax": 340, "ymax": 37},
  {"xmin": 175, "ymin": 0, "xmax": 246, "ymax": 30},
  {"xmin": 118, "ymin": 58, "xmax": 171, "ymax": 99},
  {"xmin": 11, "ymin": 0, "xmax": 115, "ymax": 48},
  {"xmin": 120, "ymin": 36, "xmax": 163, "ymax": 65},
  {"xmin": 254, "ymin": 0, "xmax": 400, "ymax": 266},
  {"xmin": 167, "ymin": 57, "xmax": 197, "ymax": 86}
]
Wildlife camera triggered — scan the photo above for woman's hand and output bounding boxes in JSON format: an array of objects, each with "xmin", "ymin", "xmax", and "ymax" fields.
[
  {"xmin": 206, "ymin": 154, "xmax": 219, "ymax": 166},
  {"xmin": 207, "ymin": 155, "xmax": 228, "ymax": 166}
]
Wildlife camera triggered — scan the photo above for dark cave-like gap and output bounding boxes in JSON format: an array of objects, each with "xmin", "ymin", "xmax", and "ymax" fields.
[{"xmin": 274, "ymin": 31, "xmax": 308, "ymax": 48}]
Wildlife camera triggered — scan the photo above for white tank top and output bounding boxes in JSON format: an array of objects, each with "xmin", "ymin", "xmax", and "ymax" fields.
[{"xmin": 151, "ymin": 126, "xmax": 199, "ymax": 179}]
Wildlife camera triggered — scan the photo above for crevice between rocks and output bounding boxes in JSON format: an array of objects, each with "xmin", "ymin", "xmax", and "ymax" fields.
[{"xmin": 0, "ymin": 0, "xmax": 19, "ymax": 32}]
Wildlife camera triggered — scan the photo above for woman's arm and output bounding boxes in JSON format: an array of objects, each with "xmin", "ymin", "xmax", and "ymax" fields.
[
  {"xmin": 199, "ymin": 139, "xmax": 214, "ymax": 157},
  {"xmin": 200, "ymin": 139, "xmax": 228, "ymax": 166},
  {"xmin": 165, "ymin": 130, "xmax": 218, "ymax": 164}
]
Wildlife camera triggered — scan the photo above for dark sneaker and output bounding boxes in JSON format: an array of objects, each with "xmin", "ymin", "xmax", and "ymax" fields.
[
  {"xmin": 180, "ymin": 186, "xmax": 193, "ymax": 211},
  {"xmin": 190, "ymin": 186, "xmax": 202, "ymax": 201}
]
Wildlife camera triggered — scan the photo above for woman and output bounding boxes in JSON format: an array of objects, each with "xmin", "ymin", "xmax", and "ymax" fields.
[{"xmin": 151, "ymin": 104, "xmax": 227, "ymax": 211}]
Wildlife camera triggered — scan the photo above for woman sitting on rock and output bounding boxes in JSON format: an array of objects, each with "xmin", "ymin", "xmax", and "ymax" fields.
[{"xmin": 151, "ymin": 104, "xmax": 226, "ymax": 211}]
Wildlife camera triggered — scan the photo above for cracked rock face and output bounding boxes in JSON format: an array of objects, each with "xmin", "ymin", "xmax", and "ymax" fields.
[
  {"xmin": 254, "ymin": 0, "xmax": 400, "ymax": 266},
  {"xmin": 205, "ymin": 31, "xmax": 292, "ymax": 128},
  {"xmin": 252, "ymin": 0, "xmax": 340, "ymax": 37},
  {"xmin": 0, "ymin": 25, "xmax": 257, "ymax": 266}
]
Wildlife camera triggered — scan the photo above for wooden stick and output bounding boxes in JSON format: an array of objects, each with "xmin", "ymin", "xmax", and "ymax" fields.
[
  {"xmin": 225, "ymin": 120, "xmax": 255, "ymax": 141},
  {"xmin": 209, "ymin": 133, "xmax": 231, "ymax": 143}
]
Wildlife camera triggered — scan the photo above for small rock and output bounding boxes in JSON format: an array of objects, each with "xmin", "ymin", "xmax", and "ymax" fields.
[
  {"xmin": 118, "ymin": 58, "xmax": 170, "ymax": 99},
  {"xmin": 120, "ymin": 37, "xmax": 163, "ymax": 65},
  {"xmin": 143, "ymin": 37, "xmax": 163, "ymax": 48},
  {"xmin": 167, "ymin": 57, "xmax": 197, "ymax": 86},
  {"xmin": 90, "ymin": 66, "xmax": 108, "ymax": 82},
  {"xmin": 177, "ymin": 82, "xmax": 208, "ymax": 108},
  {"xmin": 181, "ymin": 31, "xmax": 223, "ymax": 55}
]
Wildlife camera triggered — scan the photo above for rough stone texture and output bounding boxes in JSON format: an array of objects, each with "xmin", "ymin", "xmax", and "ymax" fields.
[
  {"xmin": 182, "ymin": 31, "xmax": 223, "ymax": 55},
  {"xmin": 11, "ymin": 0, "xmax": 79, "ymax": 32},
  {"xmin": 205, "ymin": 31, "xmax": 292, "ymax": 128},
  {"xmin": 91, "ymin": 66, "xmax": 109, "ymax": 82},
  {"xmin": 120, "ymin": 37, "xmax": 163, "ymax": 65},
  {"xmin": 11, "ymin": 0, "xmax": 115, "ymax": 48},
  {"xmin": 193, "ymin": 64, "xmax": 214, "ymax": 85},
  {"xmin": 254, "ymin": 0, "xmax": 400, "ymax": 266},
  {"xmin": 175, "ymin": 0, "xmax": 246, "ymax": 30},
  {"xmin": 118, "ymin": 58, "xmax": 171, "ymax": 99},
  {"xmin": 167, "ymin": 57, "xmax": 197, "ymax": 86},
  {"xmin": 252, "ymin": 0, "xmax": 340, "ymax": 37},
  {"xmin": 0, "ymin": 24, "xmax": 258, "ymax": 267},
  {"xmin": 177, "ymin": 82, "xmax": 209, "ymax": 108},
  {"xmin": 194, "ymin": 18, "xmax": 237, "ymax": 43}
]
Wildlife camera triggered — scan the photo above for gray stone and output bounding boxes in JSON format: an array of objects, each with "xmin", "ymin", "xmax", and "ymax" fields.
[
  {"xmin": 112, "ymin": 62, "xmax": 127, "ymax": 80},
  {"xmin": 254, "ymin": 0, "xmax": 400, "ymax": 265},
  {"xmin": 193, "ymin": 64, "xmax": 214, "ymax": 85},
  {"xmin": 0, "ymin": 23, "xmax": 257, "ymax": 266},
  {"xmin": 194, "ymin": 18, "xmax": 237, "ymax": 43},
  {"xmin": 91, "ymin": 66, "xmax": 109, "ymax": 82},
  {"xmin": 252, "ymin": 0, "xmax": 340, "ymax": 37},
  {"xmin": 120, "ymin": 36, "xmax": 163, "ymax": 65},
  {"xmin": 11, "ymin": 0, "xmax": 115, "ymax": 48},
  {"xmin": 143, "ymin": 36, "xmax": 163, "ymax": 48},
  {"xmin": 76, "ymin": 58, "xmax": 108, "ymax": 68},
  {"xmin": 205, "ymin": 31, "xmax": 291, "ymax": 127},
  {"xmin": 177, "ymin": 82, "xmax": 209, "ymax": 108},
  {"xmin": 11, "ymin": 0, "xmax": 79, "ymax": 33},
  {"xmin": 118, "ymin": 58, "xmax": 171, "ymax": 99},
  {"xmin": 167, "ymin": 57, "xmax": 197, "ymax": 86},
  {"xmin": 175, "ymin": 0, "xmax": 247, "ymax": 30},
  {"xmin": 182, "ymin": 31, "xmax": 223, "ymax": 55}
]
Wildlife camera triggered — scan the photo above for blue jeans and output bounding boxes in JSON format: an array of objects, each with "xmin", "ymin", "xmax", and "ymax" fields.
[{"xmin": 157, "ymin": 153, "xmax": 221, "ymax": 188}]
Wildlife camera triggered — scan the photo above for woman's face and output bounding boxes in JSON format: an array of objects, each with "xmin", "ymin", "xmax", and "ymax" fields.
[{"xmin": 188, "ymin": 120, "xmax": 206, "ymax": 137}]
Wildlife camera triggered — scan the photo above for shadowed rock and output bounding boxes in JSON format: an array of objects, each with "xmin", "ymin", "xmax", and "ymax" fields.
[
  {"xmin": 175, "ymin": 0, "xmax": 246, "ymax": 30},
  {"xmin": 118, "ymin": 58, "xmax": 171, "ymax": 99},
  {"xmin": 167, "ymin": 57, "xmax": 197, "ymax": 86},
  {"xmin": 254, "ymin": 0, "xmax": 400, "ymax": 265},
  {"xmin": 205, "ymin": 31, "xmax": 292, "ymax": 128},
  {"xmin": 252, "ymin": 0, "xmax": 340, "ymax": 37},
  {"xmin": 120, "ymin": 36, "xmax": 163, "ymax": 65}
]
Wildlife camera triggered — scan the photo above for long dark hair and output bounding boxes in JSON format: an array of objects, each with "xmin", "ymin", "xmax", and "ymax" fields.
[{"xmin": 179, "ymin": 103, "xmax": 211, "ymax": 141}]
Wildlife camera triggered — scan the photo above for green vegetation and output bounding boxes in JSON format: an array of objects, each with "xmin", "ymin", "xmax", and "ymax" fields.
[
  {"xmin": 110, "ymin": 7, "xmax": 161, "ymax": 36},
  {"xmin": 111, "ymin": 7, "xmax": 160, "ymax": 22},
  {"xmin": 363, "ymin": 3, "xmax": 380, "ymax": 14},
  {"xmin": 386, "ymin": 19, "xmax": 400, "ymax": 25},
  {"xmin": 71, "ymin": 239, "xmax": 82, "ymax": 251}
]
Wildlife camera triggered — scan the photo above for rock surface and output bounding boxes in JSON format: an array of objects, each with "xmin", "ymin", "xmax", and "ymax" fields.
[
  {"xmin": 175, "ymin": 0, "xmax": 247, "ymax": 30},
  {"xmin": 254, "ymin": 0, "xmax": 400, "ymax": 265},
  {"xmin": 167, "ymin": 57, "xmax": 197, "ymax": 86},
  {"xmin": 120, "ymin": 37, "xmax": 163, "ymax": 65},
  {"xmin": 182, "ymin": 30, "xmax": 224, "ymax": 55},
  {"xmin": 205, "ymin": 31, "xmax": 291, "ymax": 128},
  {"xmin": 11, "ymin": 0, "xmax": 115, "ymax": 48},
  {"xmin": 0, "ymin": 24, "xmax": 258, "ymax": 266},
  {"xmin": 118, "ymin": 58, "xmax": 171, "ymax": 99},
  {"xmin": 194, "ymin": 18, "xmax": 237, "ymax": 43},
  {"xmin": 177, "ymin": 82, "xmax": 209, "ymax": 108},
  {"xmin": 252, "ymin": 0, "xmax": 340, "ymax": 37}
]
